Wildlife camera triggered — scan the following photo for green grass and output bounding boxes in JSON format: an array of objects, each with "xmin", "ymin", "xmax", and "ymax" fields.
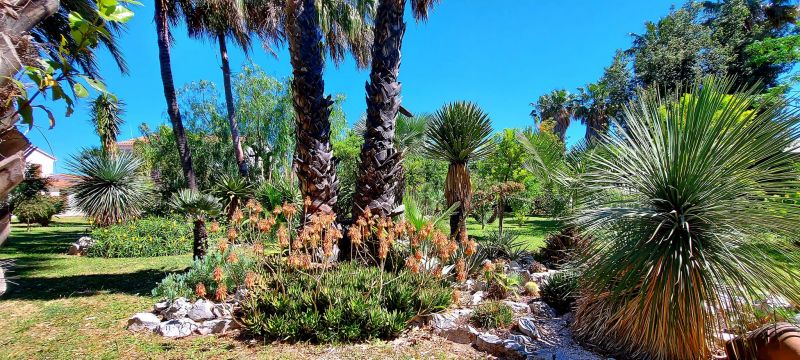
[
  {"xmin": 466, "ymin": 215, "xmax": 561, "ymax": 251},
  {"xmin": 0, "ymin": 217, "xmax": 481, "ymax": 359}
]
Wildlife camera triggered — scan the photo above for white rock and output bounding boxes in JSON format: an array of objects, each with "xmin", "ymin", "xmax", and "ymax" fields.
[
  {"xmin": 196, "ymin": 319, "xmax": 236, "ymax": 335},
  {"xmin": 127, "ymin": 313, "xmax": 161, "ymax": 332},
  {"xmin": 518, "ymin": 317, "xmax": 540, "ymax": 339},
  {"xmin": 163, "ymin": 297, "xmax": 191, "ymax": 320},
  {"xmin": 503, "ymin": 300, "xmax": 530, "ymax": 313},
  {"xmin": 475, "ymin": 333, "xmax": 525, "ymax": 359},
  {"xmin": 431, "ymin": 309, "xmax": 473, "ymax": 330},
  {"xmin": 508, "ymin": 333, "xmax": 534, "ymax": 347},
  {"xmin": 471, "ymin": 291, "xmax": 486, "ymax": 306},
  {"xmin": 530, "ymin": 270, "xmax": 559, "ymax": 284},
  {"xmin": 529, "ymin": 300, "xmax": 557, "ymax": 318},
  {"xmin": 67, "ymin": 243, "xmax": 81, "ymax": 255},
  {"xmin": 188, "ymin": 299, "xmax": 215, "ymax": 321},
  {"xmin": 212, "ymin": 303, "xmax": 233, "ymax": 318},
  {"xmin": 157, "ymin": 318, "xmax": 198, "ymax": 338},
  {"xmin": 154, "ymin": 301, "xmax": 170, "ymax": 313}
]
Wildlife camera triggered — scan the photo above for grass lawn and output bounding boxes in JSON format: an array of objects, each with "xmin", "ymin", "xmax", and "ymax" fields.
[
  {"xmin": 0, "ymin": 217, "xmax": 480, "ymax": 360},
  {"xmin": 466, "ymin": 215, "xmax": 561, "ymax": 252}
]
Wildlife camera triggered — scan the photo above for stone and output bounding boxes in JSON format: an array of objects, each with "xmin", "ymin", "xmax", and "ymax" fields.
[
  {"xmin": 163, "ymin": 297, "xmax": 191, "ymax": 320},
  {"xmin": 431, "ymin": 309, "xmax": 473, "ymax": 330},
  {"xmin": 462, "ymin": 279, "xmax": 478, "ymax": 292},
  {"xmin": 157, "ymin": 318, "xmax": 198, "ymax": 338},
  {"xmin": 529, "ymin": 300, "xmax": 557, "ymax": 318},
  {"xmin": 474, "ymin": 333, "xmax": 525, "ymax": 359},
  {"xmin": 529, "ymin": 261, "xmax": 548, "ymax": 273},
  {"xmin": 67, "ymin": 236, "xmax": 94, "ymax": 256},
  {"xmin": 508, "ymin": 333, "xmax": 534, "ymax": 347},
  {"xmin": 154, "ymin": 301, "xmax": 170, "ymax": 313},
  {"xmin": 509, "ymin": 261, "xmax": 522, "ymax": 271},
  {"xmin": 518, "ymin": 317, "xmax": 540, "ymax": 339},
  {"xmin": 127, "ymin": 313, "xmax": 161, "ymax": 332},
  {"xmin": 0, "ymin": 265, "xmax": 6, "ymax": 296},
  {"xmin": 188, "ymin": 299, "xmax": 215, "ymax": 321},
  {"xmin": 471, "ymin": 291, "xmax": 486, "ymax": 306},
  {"xmin": 503, "ymin": 300, "xmax": 530, "ymax": 313},
  {"xmin": 212, "ymin": 303, "xmax": 233, "ymax": 318},
  {"xmin": 529, "ymin": 270, "xmax": 558, "ymax": 284},
  {"xmin": 233, "ymin": 288, "xmax": 248, "ymax": 302},
  {"xmin": 439, "ymin": 325, "xmax": 480, "ymax": 344},
  {"xmin": 196, "ymin": 319, "xmax": 235, "ymax": 335},
  {"xmin": 67, "ymin": 243, "xmax": 81, "ymax": 255}
]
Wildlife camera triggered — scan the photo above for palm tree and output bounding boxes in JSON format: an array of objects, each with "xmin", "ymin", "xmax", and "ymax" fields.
[
  {"xmin": 423, "ymin": 101, "xmax": 493, "ymax": 240},
  {"xmin": 182, "ymin": 0, "xmax": 279, "ymax": 177},
  {"xmin": 283, "ymin": 0, "xmax": 373, "ymax": 222},
  {"xmin": 574, "ymin": 82, "xmax": 611, "ymax": 142},
  {"xmin": 353, "ymin": 0, "xmax": 437, "ymax": 221},
  {"xmin": 68, "ymin": 152, "xmax": 154, "ymax": 227},
  {"xmin": 89, "ymin": 93, "xmax": 125, "ymax": 156},
  {"xmin": 530, "ymin": 89, "xmax": 577, "ymax": 141},
  {"xmin": 154, "ymin": 0, "xmax": 199, "ymax": 190},
  {"xmin": 571, "ymin": 77, "xmax": 800, "ymax": 360},
  {"xmin": 170, "ymin": 188, "xmax": 221, "ymax": 259}
]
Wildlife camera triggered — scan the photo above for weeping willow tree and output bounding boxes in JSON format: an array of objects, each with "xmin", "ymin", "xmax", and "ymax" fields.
[{"xmin": 571, "ymin": 77, "xmax": 800, "ymax": 360}]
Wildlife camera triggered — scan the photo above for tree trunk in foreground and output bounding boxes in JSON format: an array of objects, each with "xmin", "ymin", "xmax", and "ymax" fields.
[
  {"xmin": 217, "ymin": 33, "xmax": 248, "ymax": 178},
  {"xmin": 446, "ymin": 162, "xmax": 471, "ymax": 241},
  {"xmin": 155, "ymin": 0, "xmax": 198, "ymax": 190},
  {"xmin": 0, "ymin": 0, "xmax": 59, "ymax": 245},
  {"xmin": 285, "ymin": 0, "xmax": 338, "ymax": 223}
]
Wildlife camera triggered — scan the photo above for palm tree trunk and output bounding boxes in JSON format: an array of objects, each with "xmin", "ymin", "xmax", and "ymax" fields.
[
  {"xmin": 446, "ymin": 162, "xmax": 471, "ymax": 240},
  {"xmin": 353, "ymin": 0, "xmax": 405, "ymax": 219},
  {"xmin": 217, "ymin": 33, "xmax": 249, "ymax": 178},
  {"xmin": 155, "ymin": 0, "xmax": 198, "ymax": 191},
  {"xmin": 285, "ymin": 0, "xmax": 338, "ymax": 222},
  {"xmin": 192, "ymin": 219, "xmax": 208, "ymax": 259}
]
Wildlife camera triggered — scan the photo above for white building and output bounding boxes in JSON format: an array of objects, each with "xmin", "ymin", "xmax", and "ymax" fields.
[{"xmin": 23, "ymin": 146, "xmax": 56, "ymax": 177}]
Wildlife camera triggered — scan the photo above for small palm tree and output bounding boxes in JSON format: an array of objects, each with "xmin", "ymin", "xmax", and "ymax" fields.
[
  {"xmin": 213, "ymin": 174, "xmax": 254, "ymax": 220},
  {"xmin": 571, "ymin": 77, "xmax": 800, "ymax": 360},
  {"xmin": 89, "ymin": 93, "xmax": 125, "ymax": 156},
  {"xmin": 68, "ymin": 152, "xmax": 154, "ymax": 226},
  {"xmin": 574, "ymin": 82, "xmax": 611, "ymax": 142},
  {"xmin": 170, "ymin": 188, "xmax": 221, "ymax": 259},
  {"xmin": 530, "ymin": 89, "xmax": 577, "ymax": 141},
  {"xmin": 424, "ymin": 101, "xmax": 493, "ymax": 240}
]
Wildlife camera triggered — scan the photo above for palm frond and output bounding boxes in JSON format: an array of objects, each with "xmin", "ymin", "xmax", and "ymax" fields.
[
  {"xmin": 170, "ymin": 188, "xmax": 222, "ymax": 220},
  {"xmin": 423, "ymin": 101, "xmax": 494, "ymax": 164}
]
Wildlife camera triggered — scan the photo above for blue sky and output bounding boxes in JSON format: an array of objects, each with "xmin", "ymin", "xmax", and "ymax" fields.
[{"xmin": 30, "ymin": 0, "xmax": 679, "ymax": 172}]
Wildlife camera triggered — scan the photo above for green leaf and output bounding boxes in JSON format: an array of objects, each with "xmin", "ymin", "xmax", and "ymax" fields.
[
  {"xmin": 73, "ymin": 83, "xmax": 89, "ymax": 98},
  {"xmin": 16, "ymin": 98, "xmax": 33, "ymax": 128},
  {"xmin": 98, "ymin": 5, "xmax": 134, "ymax": 23},
  {"xmin": 80, "ymin": 76, "xmax": 108, "ymax": 93}
]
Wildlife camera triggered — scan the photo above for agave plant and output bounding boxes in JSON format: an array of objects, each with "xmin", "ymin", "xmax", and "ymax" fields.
[
  {"xmin": 424, "ymin": 101, "xmax": 494, "ymax": 240},
  {"xmin": 68, "ymin": 152, "xmax": 153, "ymax": 227},
  {"xmin": 170, "ymin": 189, "xmax": 221, "ymax": 259},
  {"xmin": 571, "ymin": 77, "xmax": 800, "ymax": 360}
]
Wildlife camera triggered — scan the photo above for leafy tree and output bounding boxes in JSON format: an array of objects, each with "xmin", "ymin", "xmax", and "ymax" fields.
[
  {"xmin": 89, "ymin": 93, "xmax": 125, "ymax": 156},
  {"xmin": 424, "ymin": 101, "xmax": 494, "ymax": 240},
  {"xmin": 530, "ymin": 89, "xmax": 577, "ymax": 141}
]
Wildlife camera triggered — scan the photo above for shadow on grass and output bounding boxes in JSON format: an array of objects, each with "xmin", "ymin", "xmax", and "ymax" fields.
[{"xmin": 1, "ymin": 268, "xmax": 177, "ymax": 300}]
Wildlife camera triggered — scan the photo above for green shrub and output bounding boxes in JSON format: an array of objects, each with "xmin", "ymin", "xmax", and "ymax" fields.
[
  {"xmin": 471, "ymin": 301, "xmax": 514, "ymax": 329},
  {"xmin": 15, "ymin": 194, "xmax": 63, "ymax": 227},
  {"xmin": 536, "ymin": 226, "xmax": 587, "ymax": 269},
  {"xmin": 540, "ymin": 271, "xmax": 579, "ymax": 315},
  {"xmin": 240, "ymin": 262, "xmax": 452, "ymax": 343},
  {"xmin": 477, "ymin": 230, "xmax": 527, "ymax": 261},
  {"xmin": 87, "ymin": 216, "xmax": 192, "ymax": 257},
  {"xmin": 152, "ymin": 245, "xmax": 256, "ymax": 300}
]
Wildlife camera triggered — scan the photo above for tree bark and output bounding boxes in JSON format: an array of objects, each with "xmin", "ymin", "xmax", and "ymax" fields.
[
  {"xmin": 155, "ymin": 0, "xmax": 198, "ymax": 191},
  {"xmin": 217, "ymin": 33, "xmax": 248, "ymax": 178},
  {"xmin": 446, "ymin": 162, "xmax": 471, "ymax": 241},
  {"xmin": 192, "ymin": 219, "xmax": 208, "ymax": 259},
  {"xmin": 285, "ymin": 0, "xmax": 338, "ymax": 223},
  {"xmin": 352, "ymin": 0, "xmax": 405, "ymax": 219}
]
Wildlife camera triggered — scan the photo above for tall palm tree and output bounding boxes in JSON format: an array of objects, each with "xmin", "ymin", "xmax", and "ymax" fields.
[
  {"xmin": 170, "ymin": 188, "xmax": 221, "ymax": 259},
  {"xmin": 154, "ymin": 0, "xmax": 198, "ymax": 190},
  {"xmin": 284, "ymin": 0, "xmax": 373, "ymax": 222},
  {"xmin": 574, "ymin": 82, "xmax": 611, "ymax": 142},
  {"xmin": 182, "ymin": 0, "xmax": 281, "ymax": 177},
  {"xmin": 352, "ymin": 0, "xmax": 437, "ymax": 221},
  {"xmin": 89, "ymin": 93, "xmax": 125, "ymax": 156},
  {"xmin": 530, "ymin": 89, "xmax": 577, "ymax": 141},
  {"xmin": 423, "ymin": 101, "xmax": 493, "ymax": 240}
]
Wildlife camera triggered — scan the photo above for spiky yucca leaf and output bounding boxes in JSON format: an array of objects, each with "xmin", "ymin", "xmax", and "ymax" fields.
[
  {"xmin": 572, "ymin": 77, "xmax": 800, "ymax": 360},
  {"xmin": 423, "ymin": 102, "xmax": 493, "ymax": 164},
  {"xmin": 68, "ymin": 152, "xmax": 153, "ymax": 227}
]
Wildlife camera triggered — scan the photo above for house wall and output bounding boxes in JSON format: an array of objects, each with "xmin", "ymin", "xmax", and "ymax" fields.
[{"xmin": 25, "ymin": 151, "xmax": 55, "ymax": 176}]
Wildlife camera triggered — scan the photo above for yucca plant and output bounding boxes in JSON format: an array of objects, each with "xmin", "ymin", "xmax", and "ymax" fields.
[
  {"xmin": 170, "ymin": 188, "xmax": 222, "ymax": 259},
  {"xmin": 213, "ymin": 174, "xmax": 254, "ymax": 220},
  {"xmin": 571, "ymin": 77, "xmax": 800, "ymax": 360},
  {"xmin": 424, "ymin": 101, "xmax": 494, "ymax": 240},
  {"xmin": 68, "ymin": 152, "xmax": 153, "ymax": 227}
]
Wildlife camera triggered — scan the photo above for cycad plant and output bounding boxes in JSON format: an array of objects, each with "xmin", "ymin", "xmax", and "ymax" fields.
[
  {"xmin": 424, "ymin": 101, "xmax": 493, "ymax": 240},
  {"xmin": 68, "ymin": 152, "xmax": 154, "ymax": 227},
  {"xmin": 571, "ymin": 77, "xmax": 800, "ymax": 360},
  {"xmin": 170, "ymin": 188, "xmax": 221, "ymax": 259}
]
